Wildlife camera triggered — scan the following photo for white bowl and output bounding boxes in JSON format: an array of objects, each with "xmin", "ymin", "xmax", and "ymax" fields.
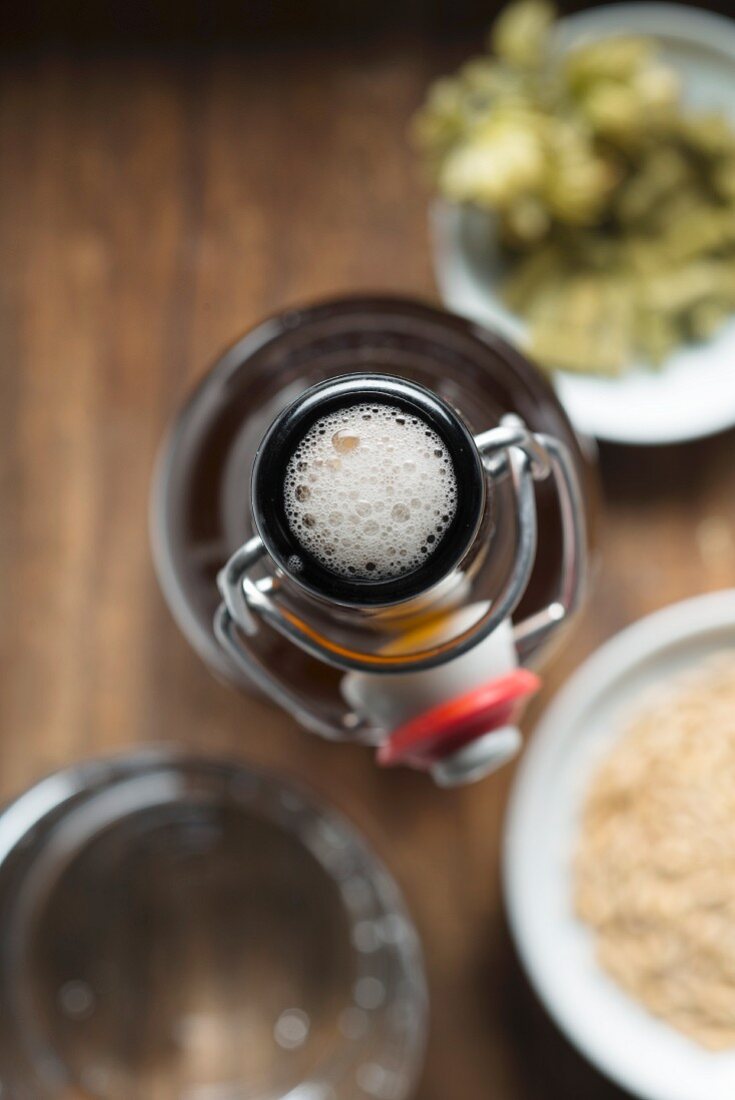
[
  {"xmin": 431, "ymin": 3, "xmax": 735, "ymax": 445},
  {"xmin": 504, "ymin": 590, "xmax": 735, "ymax": 1100}
]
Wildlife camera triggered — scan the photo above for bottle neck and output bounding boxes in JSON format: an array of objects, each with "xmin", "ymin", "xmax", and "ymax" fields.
[{"xmin": 251, "ymin": 372, "xmax": 486, "ymax": 610}]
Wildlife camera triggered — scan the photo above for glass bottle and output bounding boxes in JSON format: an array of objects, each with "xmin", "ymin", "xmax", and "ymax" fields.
[{"xmin": 152, "ymin": 297, "xmax": 594, "ymax": 784}]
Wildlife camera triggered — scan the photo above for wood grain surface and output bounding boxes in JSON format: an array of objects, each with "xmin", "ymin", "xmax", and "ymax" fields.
[{"xmin": 3, "ymin": 42, "xmax": 735, "ymax": 1100}]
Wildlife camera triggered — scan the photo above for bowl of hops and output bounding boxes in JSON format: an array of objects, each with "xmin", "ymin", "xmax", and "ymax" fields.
[{"xmin": 418, "ymin": 1, "xmax": 735, "ymax": 443}]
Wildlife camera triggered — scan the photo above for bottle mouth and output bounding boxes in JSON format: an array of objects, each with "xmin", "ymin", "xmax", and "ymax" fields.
[{"xmin": 251, "ymin": 373, "xmax": 486, "ymax": 607}]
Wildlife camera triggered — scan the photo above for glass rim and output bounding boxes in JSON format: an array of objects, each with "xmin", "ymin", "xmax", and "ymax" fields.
[{"xmin": 0, "ymin": 748, "xmax": 429, "ymax": 1099}]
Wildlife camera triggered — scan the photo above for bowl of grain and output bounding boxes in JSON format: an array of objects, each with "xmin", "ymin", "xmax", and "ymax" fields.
[{"xmin": 504, "ymin": 590, "xmax": 735, "ymax": 1100}]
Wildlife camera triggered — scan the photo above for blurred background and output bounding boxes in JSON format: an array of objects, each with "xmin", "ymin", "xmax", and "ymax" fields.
[
  {"xmin": 3, "ymin": 2, "xmax": 735, "ymax": 1098},
  {"xmin": 4, "ymin": 0, "xmax": 735, "ymax": 44}
]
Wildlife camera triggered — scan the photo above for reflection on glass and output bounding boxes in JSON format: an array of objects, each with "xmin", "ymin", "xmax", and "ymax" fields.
[{"xmin": 0, "ymin": 752, "xmax": 427, "ymax": 1099}]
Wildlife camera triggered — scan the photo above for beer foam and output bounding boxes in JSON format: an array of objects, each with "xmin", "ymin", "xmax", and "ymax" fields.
[{"xmin": 283, "ymin": 403, "xmax": 458, "ymax": 581}]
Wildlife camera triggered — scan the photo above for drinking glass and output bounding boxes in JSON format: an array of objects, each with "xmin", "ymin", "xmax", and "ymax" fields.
[{"xmin": 0, "ymin": 751, "xmax": 427, "ymax": 1099}]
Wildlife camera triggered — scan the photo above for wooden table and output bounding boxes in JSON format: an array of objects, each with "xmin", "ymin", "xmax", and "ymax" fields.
[{"xmin": 3, "ymin": 40, "xmax": 735, "ymax": 1100}]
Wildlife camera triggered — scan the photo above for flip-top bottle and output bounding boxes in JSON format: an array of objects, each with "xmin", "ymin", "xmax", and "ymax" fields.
[{"xmin": 152, "ymin": 297, "xmax": 593, "ymax": 784}]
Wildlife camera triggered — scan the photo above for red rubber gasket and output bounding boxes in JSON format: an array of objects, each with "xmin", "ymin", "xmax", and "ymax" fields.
[{"xmin": 377, "ymin": 668, "xmax": 541, "ymax": 769}]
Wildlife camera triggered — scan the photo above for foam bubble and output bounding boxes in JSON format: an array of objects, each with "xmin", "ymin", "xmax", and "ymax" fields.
[{"xmin": 283, "ymin": 403, "xmax": 458, "ymax": 580}]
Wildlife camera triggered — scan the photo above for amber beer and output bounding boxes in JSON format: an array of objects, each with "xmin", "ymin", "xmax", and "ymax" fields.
[{"xmin": 152, "ymin": 297, "xmax": 593, "ymax": 780}]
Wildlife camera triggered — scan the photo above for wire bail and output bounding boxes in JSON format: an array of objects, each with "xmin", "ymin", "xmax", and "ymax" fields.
[{"xmin": 214, "ymin": 410, "xmax": 586, "ymax": 743}]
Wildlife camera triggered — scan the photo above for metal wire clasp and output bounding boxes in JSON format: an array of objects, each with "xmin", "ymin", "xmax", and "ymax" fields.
[{"xmin": 214, "ymin": 415, "xmax": 586, "ymax": 740}]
